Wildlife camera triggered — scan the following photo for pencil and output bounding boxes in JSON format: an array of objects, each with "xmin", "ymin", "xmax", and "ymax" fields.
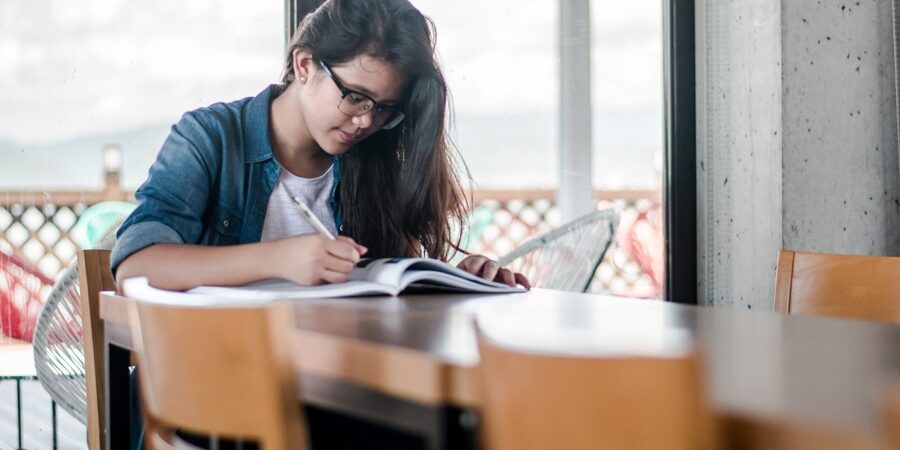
[{"xmin": 289, "ymin": 195, "xmax": 336, "ymax": 240}]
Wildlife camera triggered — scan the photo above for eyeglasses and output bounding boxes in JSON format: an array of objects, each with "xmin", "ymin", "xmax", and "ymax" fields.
[{"xmin": 318, "ymin": 60, "xmax": 405, "ymax": 130}]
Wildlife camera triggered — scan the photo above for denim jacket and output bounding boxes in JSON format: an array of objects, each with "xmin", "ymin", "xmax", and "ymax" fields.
[{"xmin": 111, "ymin": 85, "xmax": 343, "ymax": 274}]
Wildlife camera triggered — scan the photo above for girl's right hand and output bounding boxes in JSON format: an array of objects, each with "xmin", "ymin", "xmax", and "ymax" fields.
[{"xmin": 271, "ymin": 235, "xmax": 368, "ymax": 285}]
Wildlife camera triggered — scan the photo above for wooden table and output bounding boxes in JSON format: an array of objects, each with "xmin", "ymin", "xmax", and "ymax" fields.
[{"xmin": 100, "ymin": 289, "xmax": 900, "ymax": 450}]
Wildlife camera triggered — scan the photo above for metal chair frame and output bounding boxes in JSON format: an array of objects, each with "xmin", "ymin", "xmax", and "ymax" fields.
[
  {"xmin": 498, "ymin": 209, "xmax": 619, "ymax": 293},
  {"xmin": 33, "ymin": 263, "xmax": 86, "ymax": 424}
]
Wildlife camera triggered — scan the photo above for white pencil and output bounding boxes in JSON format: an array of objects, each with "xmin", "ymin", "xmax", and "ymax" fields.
[{"xmin": 290, "ymin": 195, "xmax": 336, "ymax": 240}]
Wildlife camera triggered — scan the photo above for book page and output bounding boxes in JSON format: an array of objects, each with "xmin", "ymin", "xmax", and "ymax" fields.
[
  {"xmin": 178, "ymin": 258, "xmax": 523, "ymax": 301},
  {"xmin": 352, "ymin": 257, "xmax": 524, "ymax": 293},
  {"xmin": 122, "ymin": 277, "xmax": 278, "ymax": 306},
  {"xmin": 401, "ymin": 271, "xmax": 523, "ymax": 293},
  {"xmin": 348, "ymin": 257, "xmax": 423, "ymax": 286},
  {"xmin": 189, "ymin": 278, "xmax": 398, "ymax": 300},
  {"xmin": 401, "ymin": 259, "xmax": 509, "ymax": 286}
]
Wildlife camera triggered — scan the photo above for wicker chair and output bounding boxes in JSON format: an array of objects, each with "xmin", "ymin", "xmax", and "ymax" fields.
[
  {"xmin": 33, "ymin": 235, "xmax": 117, "ymax": 425},
  {"xmin": 498, "ymin": 209, "xmax": 619, "ymax": 292}
]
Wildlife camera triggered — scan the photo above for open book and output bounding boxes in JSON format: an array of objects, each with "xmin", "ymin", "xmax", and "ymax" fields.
[{"xmin": 187, "ymin": 257, "xmax": 525, "ymax": 300}]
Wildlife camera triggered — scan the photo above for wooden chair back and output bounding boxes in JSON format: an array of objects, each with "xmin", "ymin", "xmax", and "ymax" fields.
[
  {"xmin": 774, "ymin": 250, "xmax": 900, "ymax": 324},
  {"xmin": 889, "ymin": 388, "xmax": 900, "ymax": 450},
  {"xmin": 77, "ymin": 249, "xmax": 116, "ymax": 450},
  {"xmin": 475, "ymin": 326, "xmax": 717, "ymax": 450},
  {"xmin": 128, "ymin": 299, "xmax": 308, "ymax": 450}
]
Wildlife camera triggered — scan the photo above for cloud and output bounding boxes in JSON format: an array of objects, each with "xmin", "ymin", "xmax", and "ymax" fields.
[
  {"xmin": 1, "ymin": 0, "xmax": 662, "ymax": 145},
  {"xmin": 0, "ymin": 0, "xmax": 282, "ymax": 143}
]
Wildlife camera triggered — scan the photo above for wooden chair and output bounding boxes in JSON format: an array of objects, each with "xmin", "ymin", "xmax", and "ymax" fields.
[
  {"xmin": 774, "ymin": 250, "xmax": 900, "ymax": 324},
  {"xmin": 78, "ymin": 249, "xmax": 117, "ymax": 450},
  {"xmin": 475, "ymin": 324, "xmax": 717, "ymax": 450},
  {"xmin": 128, "ymin": 298, "xmax": 309, "ymax": 450}
]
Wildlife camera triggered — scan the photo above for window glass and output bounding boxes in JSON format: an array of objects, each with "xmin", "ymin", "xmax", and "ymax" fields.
[
  {"xmin": 1, "ymin": 0, "xmax": 284, "ymax": 190},
  {"xmin": 415, "ymin": 1, "xmax": 559, "ymax": 188}
]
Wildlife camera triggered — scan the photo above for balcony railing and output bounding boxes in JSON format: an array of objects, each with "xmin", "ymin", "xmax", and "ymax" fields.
[{"xmin": 0, "ymin": 176, "xmax": 662, "ymax": 298}]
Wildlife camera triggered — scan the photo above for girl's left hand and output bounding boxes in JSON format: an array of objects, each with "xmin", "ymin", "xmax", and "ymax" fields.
[{"xmin": 456, "ymin": 255, "xmax": 531, "ymax": 289}]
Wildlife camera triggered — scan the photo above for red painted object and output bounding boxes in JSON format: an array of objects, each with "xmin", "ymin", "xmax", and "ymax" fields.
[
  {"xmin": 616, "ymin": 203, "xmax": 664, "ymax": 298},
  {"xmin": 0, "ymin": 251, "xmax": 54, "ymax": 342}
]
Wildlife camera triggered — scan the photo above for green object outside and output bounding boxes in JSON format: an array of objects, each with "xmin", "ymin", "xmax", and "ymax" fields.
[
  {"xmin": 72, "ymin": 201, "xmax": 136, "ymax": 249},
  {"xmin": 450, "ymin": 206, "xmax": 495, "ymax": 265}
]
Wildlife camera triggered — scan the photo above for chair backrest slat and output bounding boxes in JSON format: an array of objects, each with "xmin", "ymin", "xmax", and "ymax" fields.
[
  {"xmin": 888, "ymin": 388, "xmax": 900, "ymax": 450},
  {"xmin": 774, "ymin": 250, "xmax": 900, "ymax": 324},
  {"xmin": 77, "ymin": 249, "xmax": 116, "ymax": 450}
]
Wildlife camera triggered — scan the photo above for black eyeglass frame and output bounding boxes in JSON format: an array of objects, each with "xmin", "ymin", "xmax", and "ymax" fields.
[{"xmin": 317, "ymin": 60, "xmax": 405, "ymax": 130}]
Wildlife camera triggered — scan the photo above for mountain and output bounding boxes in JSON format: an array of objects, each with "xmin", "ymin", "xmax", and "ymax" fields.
[{"xmin": 0, "ymin": 110, "xmax": 660, "ymax": 191}]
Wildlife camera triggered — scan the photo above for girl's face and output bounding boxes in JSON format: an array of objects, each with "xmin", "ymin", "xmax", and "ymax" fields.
[{"xmin": 294, "ymin": 50, "xmax": 409, "ymax": 155}]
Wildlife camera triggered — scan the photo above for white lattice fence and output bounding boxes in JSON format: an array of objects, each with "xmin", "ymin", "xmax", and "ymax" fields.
[
  {"xmin": 0, "ymin": 189, "xmax": 663, "ymax": 297},
  {"xmin": 0, "ymin": 203, "xmax": 86, "ymax": 280}
]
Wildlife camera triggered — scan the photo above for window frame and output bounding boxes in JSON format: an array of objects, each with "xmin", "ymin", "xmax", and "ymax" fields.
[
  {"xmin": 285, "ymin": 0, "xmax": 322, "ymax": 42},
  {"xmin": 662, "ymin": 0, "xmax": 697, "ymax": 304}
]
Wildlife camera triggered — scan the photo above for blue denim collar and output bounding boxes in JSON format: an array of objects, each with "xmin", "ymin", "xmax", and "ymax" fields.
[
  {"xmin": 243, "ymin": 84, "xmax": 281, "ymax": 164},
  {"xmin": 243, "ymin": 84, "xmax": 343, "ymax": 233}
]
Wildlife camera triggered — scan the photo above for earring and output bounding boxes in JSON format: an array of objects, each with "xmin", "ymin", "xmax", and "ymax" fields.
[{"xmin": 299, "ymin": 77, "xmax": 307, "ymax": 83}]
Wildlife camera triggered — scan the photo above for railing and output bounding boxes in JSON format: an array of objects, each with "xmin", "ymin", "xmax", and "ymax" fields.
[
  {"xmin": 466, "ymin": 189, "xmax": 662, "ymax": 298},
  {"xmin": 0, "ymin": 176, "xmax": 662, "ymax": 298},
  {"xmin": 0, "ymin": 170, "xmax": 129, "ymax": 277}
]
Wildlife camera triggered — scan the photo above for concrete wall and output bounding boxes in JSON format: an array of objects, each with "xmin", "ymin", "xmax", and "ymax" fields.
[
  {"xmin": 697, "ymin": 0, "xmax": 900, "ymax": 307},
  {"xmin": 782, "ymin": 0, "xmax": 900, "ymax": 255}
]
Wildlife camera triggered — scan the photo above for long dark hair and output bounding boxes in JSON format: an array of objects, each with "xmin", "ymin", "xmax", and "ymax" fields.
[{"xmin": 282, "ymin": 0, "xmax": 469, "ymax": 260}]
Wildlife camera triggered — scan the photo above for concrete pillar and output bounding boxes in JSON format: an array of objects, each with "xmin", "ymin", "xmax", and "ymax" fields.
[{"xmin": 696, "ymin": 0, "xmax": 784, "ymax": 308}]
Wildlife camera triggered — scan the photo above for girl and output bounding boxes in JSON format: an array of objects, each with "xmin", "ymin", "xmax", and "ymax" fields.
[{"xmin": 112, "ymin": 0, "xmax": 530, "ymax": 290}]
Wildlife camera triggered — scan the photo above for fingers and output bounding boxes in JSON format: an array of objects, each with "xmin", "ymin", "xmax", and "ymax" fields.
[
  {"xmin": 319, "ymin": 268, "xmax": 349, "ymax": 284},
  {"xmin": 282, "ymin": 235, "xmax": 363, "ymax": 285},
  {"xmin": 479, "ymin": 260, "xmax": 501, "ymax": 282},
  {"xmin": 325, "ymin": 239, "xmax": 362, "ymax": 262},
  {"xmin": 458, "ymin": 255, "xmax": 488, "ymax": 274},
  {"xmin": 321, "ymin": 239, "xmax": 360, "ymax": 276},
  {"xmin": 514, "ymin": 272, "xmax": 532, "ymax": 290},
  {"xmin": 322, "ymin": 255, "xmax": 356, "ymax": 274},
  {"xmin": 496, "ymin": 268, "xmax": 516, "ymax": 287},
  {"xmin": 336, "ymin": 236, "xmax": 368, "ymax": 256},
  {"xmin": 459, "ymin": 256, "xmax": 516, "ymax": 286}
]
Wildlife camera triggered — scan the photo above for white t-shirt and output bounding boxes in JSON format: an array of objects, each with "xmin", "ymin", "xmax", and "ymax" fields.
[{"xmin": 261, "ymin": 165, "xmax": 338, "ymax": 242}]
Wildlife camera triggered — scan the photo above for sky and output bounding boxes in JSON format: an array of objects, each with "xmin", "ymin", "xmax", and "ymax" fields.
[{"xmin": 0, "ymin": 0, "xmax": 663, "ymax": 189}]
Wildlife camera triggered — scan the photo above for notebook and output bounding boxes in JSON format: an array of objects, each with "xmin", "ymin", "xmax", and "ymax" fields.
[{"xmin": 183, "ymin": 257, "xmax": 524, "ymax": 301}]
